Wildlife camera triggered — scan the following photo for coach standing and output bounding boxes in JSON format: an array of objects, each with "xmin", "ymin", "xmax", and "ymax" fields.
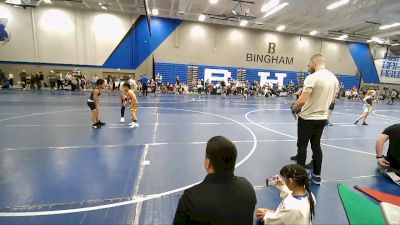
[{"xmin": 291, "ymin": 54, "xmax": 339, "ymax": 184}]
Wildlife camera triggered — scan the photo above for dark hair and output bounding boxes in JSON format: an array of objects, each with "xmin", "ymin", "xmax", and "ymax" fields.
[
  {"xmin": 123, "ymin": 83, "xmax": 131, "ymax": 89},
  {"xmin": 280, "ymin": 164, "xmax": 315, "ymax": 221},
  {"xmin": 96, "ymin": 79, "xmax": 105, "ymax": 86},
  {"xmin": 206, "ymin": 136, "xmax": 237, "ymax": 173}
]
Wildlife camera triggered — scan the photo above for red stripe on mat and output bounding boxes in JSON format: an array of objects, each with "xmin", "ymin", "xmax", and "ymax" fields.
[{"xmin": 355, "ymin": 185, "xmax": 400, "ymax": 206}]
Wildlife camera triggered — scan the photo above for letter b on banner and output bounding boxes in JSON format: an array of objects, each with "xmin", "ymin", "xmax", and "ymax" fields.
[{"xmin": 204, "ymin": 69, "xmax": 231, "ymax": 83}]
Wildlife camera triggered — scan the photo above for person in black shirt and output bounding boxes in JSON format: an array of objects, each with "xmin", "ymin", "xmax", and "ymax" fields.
[
  {"xmin": 376, "ymin": 124, "xmax": 400, "ymax": 172},
  {"xmin": 173, "ymin": 136, "xmax": 257, "ymax": 225},
  {"xmin": 87, "ymin": 79, "xmax": 106, "ymax": 129}
]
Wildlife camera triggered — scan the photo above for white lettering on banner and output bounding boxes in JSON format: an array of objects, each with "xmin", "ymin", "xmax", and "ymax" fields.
[
  {"xmin": 204, "ymin": 69, "xmax": 231, "ymax": 83},
  {"xmin": 258, "ymin": 72, "xmax": 287, "ymax": 89}
]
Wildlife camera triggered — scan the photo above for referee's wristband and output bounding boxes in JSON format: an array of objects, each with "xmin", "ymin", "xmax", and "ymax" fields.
[{"xmin": 376, "ymin": 156, "xmax": 383, "ymax": 159}]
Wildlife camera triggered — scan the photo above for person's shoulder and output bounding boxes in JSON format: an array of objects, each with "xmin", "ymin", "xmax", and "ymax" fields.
[
  {"xmin": 385, "ymin": 124, "xmax": 400, "ymax": 133},
  {"xmin": 233, "ymin": 176, "xmax": 255, "ymax": 190}
]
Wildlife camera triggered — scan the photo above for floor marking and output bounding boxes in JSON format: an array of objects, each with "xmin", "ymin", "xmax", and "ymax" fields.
[
  {"xmin": 334, "ymin": 110, "xmax": 399, "ymax": 123},
  {"xmin": 0, "ymin": 108, "xmax": 258, "ymax": 217},
  {"xmin": 339, "ymin": 125, "xmax": 356, "ymax": 127},
  {"xmin": 372, "ymin": 110, "xmax": 400, "ymax": 121},
  {"xmin": 0, "ymin": 109, "xmax": 85, "ymax": 123},
  {"xmin": 322, "ymin": 175, "xmax": 378, "ymax": 183},
  {"xmin": 245, "ymin": 109, "xmax": 376, "ymax": 156},
  {"xmin": 2, "ymin": 137, "xmax": 377, "ymax": 152}
]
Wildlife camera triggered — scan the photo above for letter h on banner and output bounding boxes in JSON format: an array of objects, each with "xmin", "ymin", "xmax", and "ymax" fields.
[{"xmin": 258, "ymin": 72, "xmax": 287, "ymax": 89}]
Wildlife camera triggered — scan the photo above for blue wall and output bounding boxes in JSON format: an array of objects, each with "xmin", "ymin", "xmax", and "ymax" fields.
[
  {"xmin": 103, "ymin": 16, "xmax": 182, "ymax": 70},
  {"xmin": 347, "ymin": 42, "xmax": 380, "ymax": 84}
]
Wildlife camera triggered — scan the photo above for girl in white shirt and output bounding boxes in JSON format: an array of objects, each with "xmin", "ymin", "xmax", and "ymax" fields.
[
  {"xmin": 256, "ymin": 164, "xmax": 316, "ymax": 225},
  {"xmin": 354, "ymin": 90, "xmax": 376, "ymax": 125}
]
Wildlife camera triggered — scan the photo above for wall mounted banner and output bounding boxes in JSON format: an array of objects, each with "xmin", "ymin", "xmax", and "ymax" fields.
[{"xmin": 0, "ymin": 18, "xmax": 10, "ymax": 44}]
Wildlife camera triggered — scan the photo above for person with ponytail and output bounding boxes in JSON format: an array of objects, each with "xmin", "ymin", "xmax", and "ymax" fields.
[{"xmin": 256, "ymin": 164, "xmax": 316, "ymax": 225}]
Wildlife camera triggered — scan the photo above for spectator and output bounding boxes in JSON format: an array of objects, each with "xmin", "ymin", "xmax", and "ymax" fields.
[
  {"xmin": 376, "ymin": 124, "xmax": 400, "ymax": 173},
  {"xmin": 173, "ymin": 136, "xmax": 257, "ymax": 225},
  {"xmin": 256, "ymin": 164, "xmax": 315, "ymax": 225},
  {"xmin": 8, "ymin": 73, "xmax": 13, "ymax": 87},
  {"xmin": 19, "ymin": 70, "xmax": 27, "ymax": 90},
  {"xmin": 140, "ymin": 75, "xmax": 149, "ymax": 97},
  {"xmin": 39, "ymin": 72, "xmax": 44, "ymax": 89},
  {"xmin": 290, "ymin": 54, "xmax": 339, "ymax": 184}
]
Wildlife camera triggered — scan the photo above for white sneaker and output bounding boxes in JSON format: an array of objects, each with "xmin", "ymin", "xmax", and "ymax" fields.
[
  {"xmin": 130, "ymin": 122, "xmax": 139, "ymax": 128},
  {"xmin": 120, "ymin": 117, "xmax": 125, "ymax": 123}
]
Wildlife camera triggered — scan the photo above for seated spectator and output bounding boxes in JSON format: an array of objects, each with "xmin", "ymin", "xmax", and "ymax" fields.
[
  {"xmin": 256, "ymin": 164, "xmax": 315, "ymax": 225},
  {"xmin": 173, "ymin": 136, "xmax": 257, "ymax": 225},
  {"xmin": 376, "ymin": 124, "xmax": 400, "ymax": 173}
]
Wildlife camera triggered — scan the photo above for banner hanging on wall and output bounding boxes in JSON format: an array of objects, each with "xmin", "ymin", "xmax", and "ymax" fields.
[{"xmin": 0, "ymin": 18, "xmax": 10, "ymax": 45}]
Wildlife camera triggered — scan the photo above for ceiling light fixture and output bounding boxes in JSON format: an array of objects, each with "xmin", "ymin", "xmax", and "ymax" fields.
[
  {"xmin": 151, "ymin": 8, "xmax": 159, "ymax": 16},
  {"xmin": 379, "ymin": 22, "xmax": 400, "ymax": 30},
  {"xmin": 101, "ymin": 5, "xmax": 107, "ymax": 10},
  {"xmin": 366, "ymin": 40, "xmax": 373, "ymax": 43},
  {"xmin": 309, "ymin": 30, "xmax": 318, "ymax": 36},
  {"xmin": 339, "ymin": 34, "xmax": 348, "ymax": 39},
  {"xmin": 327, "ymin": 0, "xmax": 349, "ymax": 10},
  {"xmin": 43, "ymin": 0, "xmax": 52, "ymax": 3},
  {"xmin": 276, "ymin": 25, "xmax": 286, "ymax": 31},
  {"xmin": 209, "ymin": 0, "xmax": 218, "ymax": 4},
  {"xmin": 240, "ymin": 20, "xmax": 248, "ymax": 27},
  {"xmin": 198, "ymin": 14, "xmax": 206, "ymax": 22},
  {"xmin": 263, "ymin": 2, "xmax": 289, "ymax": 18},
  {"xmin": 261, "ymin": 0, "xmax": 279, "ymax": 12},
  {"xmin": 392, "ymin": 43, "xmax": 400, "ymax": 46}
]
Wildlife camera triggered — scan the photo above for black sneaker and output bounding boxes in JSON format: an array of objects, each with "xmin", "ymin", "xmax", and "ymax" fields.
[
  {"xmin": 362, "ymin": 122, "xmax": 368, "ymax": 126},
  {"xmin": 290, "ymin": 154, "xmax": 298, "ymax": 161},
  {"xmin": 96, "ymin": 121, "xmax": 106, "ymax": 126},
  {"xmin": 311, "ymin": 174, "xmax": 321, "ymax": 185},
  {"xmin": 354, "ymin": 121, "xmax": 358, "ymax": 125}
]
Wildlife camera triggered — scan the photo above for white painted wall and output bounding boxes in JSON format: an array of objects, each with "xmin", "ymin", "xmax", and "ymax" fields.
[
  {"xmin": 0, "ymin": 3, "xmax": 136, "ymax": 65},
  {"xmin": 153, "ymin": 21, "xmax": 358, "ymax": 75}
]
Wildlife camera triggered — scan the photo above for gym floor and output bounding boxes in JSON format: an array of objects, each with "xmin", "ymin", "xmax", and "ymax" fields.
[{"xmin": 0, "ymin": 90, "xmax": 399, "ymax": 225}]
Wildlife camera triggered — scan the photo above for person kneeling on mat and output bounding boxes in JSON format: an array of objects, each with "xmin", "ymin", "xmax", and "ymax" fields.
[
  {"xmin": 376, "ymin": 124, "xmax": 400, "ymax": 175},
  {"xmin": 256, "ymin": 164, "xmax": 315, "ymax": 225}
]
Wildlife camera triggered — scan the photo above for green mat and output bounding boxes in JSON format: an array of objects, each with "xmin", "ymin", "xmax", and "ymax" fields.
[{"xmin": 337, "ymin": 184, "xmax": 385, "ymax": 225}]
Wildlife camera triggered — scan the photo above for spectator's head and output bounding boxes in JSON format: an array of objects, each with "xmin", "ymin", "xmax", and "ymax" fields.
[
  {"xmin": 280, "ymin": 164, "xmax": 315, "ymax": 219},
  {"xmin": 308, "ymin": 54, "xmax": 325, "ymax": 73},
  {"xmin": 367, "ymin": 90, "xmax": 376, "ymax": 96},
  {"xmin": 205, "ymin": 136, "xmax": 237, "ymax": 174},
  {"xmin": 96, "ymin": 79, "xmax": 105, "ymax": 89}
]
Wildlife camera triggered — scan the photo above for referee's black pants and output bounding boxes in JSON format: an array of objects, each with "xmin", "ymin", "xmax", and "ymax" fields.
[{"xmin": 297, "ymin": 117, "xmax": 327, "ymax": 175}]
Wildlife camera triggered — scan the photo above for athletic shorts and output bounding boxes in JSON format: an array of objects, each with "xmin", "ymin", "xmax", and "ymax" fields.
[
  {"xmin": 130, "ymin": 103, "xmax": 138, "ymax": 113},
  {"xmin": 329, "ymin": 102, "xmax": 335, "ymax": 110},
  {"xmin": 363, "ymin": 104, "xmax": 372, "ymax": 113},
  {"xmin": 87, "ymin": 101, "xmax": 96, "ymax": 111}
]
